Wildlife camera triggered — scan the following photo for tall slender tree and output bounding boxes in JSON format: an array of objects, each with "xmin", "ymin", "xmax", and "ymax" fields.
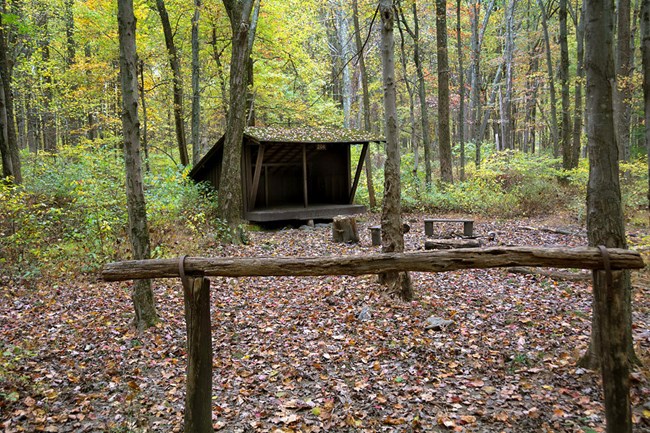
[
  {"xmin": 191, "ymin": 0, "xmax": 202, "ymax": 165},
  {"xmin": 118, "ymin": 0, "xmax": 158, "ymax": 329},
  {"xmin": 218, "ymin": 0, "xmax": 258, "ymax": 239},
  {"xmin": 379, "ymin": 0, "xmax": 413, "ymax": 301},
  {"xmin": 537, "ymin": 0, "xmax": 560, "ymax": 156},
  {"xmin": 155, "ymin": 0, "xmax": 189, "ymax": 167},
  {"xmin": 352, "ymin": 0, "xmax": 376, "ymax": 208},
  {"xmin": 0, "ymin": 6, "xmax": 20, "ymax": 183},
  {"xmin": 502, "ymin": 0, "xmax": 516, "ymax": 151},
  {"xmin": 560, "ymin": 0, "xmax": 573, "ymax": 168},
  {"xmin": 584, "ymin": 0, "xmax": 633, "ymax": 428},
  {"xmin": 643, "ymin": 0, "xmax": 650, "ymax": 221},
  {"xmin": 399, "ymin": 3, "xmax": 433, "ymax": 188},
  {"xmin": 615, "ymin": 0, "xmax": 633, "ymax": 162},
  {"xmin": 436, "ymin": 0, "xmax": 453, "ymax": 183},
  {"xmin": 456, "ymin": 0, "xmax": 466, "ymax": 180},
  {"xmin": 571, "ymin": 0, "xmax": 585, "ymax": 167}
]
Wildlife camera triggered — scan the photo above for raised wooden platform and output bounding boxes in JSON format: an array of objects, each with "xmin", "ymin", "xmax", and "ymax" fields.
[{"xmin": 245, "ymin": 204, "xmax": 366, "ymax": 222}]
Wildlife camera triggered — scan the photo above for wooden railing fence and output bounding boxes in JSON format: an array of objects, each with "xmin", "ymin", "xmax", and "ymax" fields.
[{"xmin": 102, "ymin": 246, "xmax": 645, "ymax": 432}]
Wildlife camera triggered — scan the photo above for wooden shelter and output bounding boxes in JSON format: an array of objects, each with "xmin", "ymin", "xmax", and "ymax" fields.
[{"xmin": 189, "ymin": 127, "xmax": 382, "ymax": 222}]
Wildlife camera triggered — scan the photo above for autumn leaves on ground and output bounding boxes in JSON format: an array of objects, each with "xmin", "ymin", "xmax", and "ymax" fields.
[{"xmin": 1, "ymin": 215, "xmax": 649, "ymax": 432}]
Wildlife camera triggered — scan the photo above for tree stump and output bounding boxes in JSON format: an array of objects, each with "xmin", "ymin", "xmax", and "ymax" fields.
[
  {"xmin": 424, "ymin": 238, "xmax": 481, "ymax": 250},
  {"xmin": 332, "ymin": 216, "xmax": 359, "ymax": 243},
  {"xmin": 369, "ymin": 225, "xmax": 381, "ymax": 246}
]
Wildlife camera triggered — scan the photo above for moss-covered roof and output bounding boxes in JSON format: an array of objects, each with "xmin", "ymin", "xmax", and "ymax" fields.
[{"xmin": 244, "ymin": 126, "xmax": 384, "ymax": 144}]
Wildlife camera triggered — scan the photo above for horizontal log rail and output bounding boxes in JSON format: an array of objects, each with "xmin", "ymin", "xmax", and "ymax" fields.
[{"xmin": 101, "ymin": 246, "xmax": 645, "ymax": 282}]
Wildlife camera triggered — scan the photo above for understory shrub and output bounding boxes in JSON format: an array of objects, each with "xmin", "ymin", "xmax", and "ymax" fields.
[
  {"xmin": 355, "ymin": 148, "xmax": 645, "ymax": 222},
  {"xmin": 0, "ymin": 142, "xmax": 223, "ymax": 281}
]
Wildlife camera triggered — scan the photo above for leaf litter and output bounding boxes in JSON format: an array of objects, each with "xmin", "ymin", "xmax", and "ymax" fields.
[{"xmin": 1, "ymin": 214, "xmax": 649, "ymax": 432}]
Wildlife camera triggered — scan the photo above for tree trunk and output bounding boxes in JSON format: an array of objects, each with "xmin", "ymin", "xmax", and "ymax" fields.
[
  {"xmin": 139, "ymin": 60, "xmax": 150, "ymax": 173},
  {"xmin": 352, "ymin": 0, "xmax": 376, "ymax": 208},
  {"xmin": 118, "ymin": 0, "xmax": 158, "ymax": 330},
  {"xmin": 246, "ymin": 1, "xmax": 259, "ymax": 127},
  {"xmin": 615, "ymin": 0, "xmax": 633, "ymax": 162},
  {"xmin": 219, "ymin": 0, "xmax": 257, "ymax": 238},
  {"xmin": 191, "ymin": 0, "xmax": 201, "ymax": 166},
  {"xmin": 210, "ymin": 26, "xmax": 230, "ymax": 124},
  {"xmin": 502, "ymin": 0, "xmax": 516, "ymax": 151},
  {"xmin": 537, "ymin": 0, "xmax": 560, "ymax": 157},
  {"xmin": 469, "ymin": 0, "xmax": 495, "ymax": 166},
  {"xmin": 0, "ymin": 10, "xmax": 18, "ymax": 183},
  {"xmin": 478, "ymin": 64, "xmax": 503, "ymax": 144},
  {"xmin": 336, "ymin": 1, "xmax": 352, "ymax": 128},
  {"xmin": 559, "ymin": 0, "xmax": 573, "ymax": 168},
  {"xmin": 583, "ymin": 1, "xmax": 633, "ymax": 430},
  {"xmin": 571, "ymin": 0, "xmax": 585, "ymax": 167},
  {"xmin": 641, "ymin": 0, "xmax": 650, "ymax": 219},
  {"xmin": 456, "ymin": 0, "xmax": 465, "ymax": 179},
  {"xmin": 436, "ymin": 0, "xmax": 453, "ymax": 183},
  {"xmin": 0, "ymin": 79, "xmax": 11, "ymax": 180},
  {"xmin": 38, "ymin": 10, "xmax": 56, "ymax": 153},
  {"xmin": 155, "ymin": 0, "xmax": 189, "ymax": 167},
  {"xmin": 379, "ymin": 0, "xmax": 413, "ymax": 301},
  {"xmin": 401, "ymin": 2, "xmax": 433, "ymax": 189}
]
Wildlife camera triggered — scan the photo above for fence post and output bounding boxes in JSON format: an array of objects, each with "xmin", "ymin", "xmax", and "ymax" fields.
[{"xmin": 183, "ymin": 276, "xmax": 214, "ymax": 433}]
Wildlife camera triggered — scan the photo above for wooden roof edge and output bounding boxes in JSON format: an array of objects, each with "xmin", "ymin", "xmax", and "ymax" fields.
[{"xmin": 188, "ymin": 135, "xmax": 225, "ymax": 180}]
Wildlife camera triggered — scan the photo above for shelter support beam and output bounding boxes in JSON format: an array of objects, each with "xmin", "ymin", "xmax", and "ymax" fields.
[
  {"xmin": 349, "ymin": 142, "xmax": 369, "ymax": 204},
  {"xmin": 249, "ymin": 144, "xmax": 265, "ymax": 209}
]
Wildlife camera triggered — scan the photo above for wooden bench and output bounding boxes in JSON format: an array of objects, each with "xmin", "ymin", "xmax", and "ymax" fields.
[{"xmin": 424, "ymin": 218, "xmax": 474, "ymax": 237}]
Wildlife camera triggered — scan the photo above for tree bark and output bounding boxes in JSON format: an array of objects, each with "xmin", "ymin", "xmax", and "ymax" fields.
[
  {"xmin": 400, "ymin": 2, "xmax": 433, "ymax": 188},
  {"xmin": 560, "ymin": 0, "xmax": 574, "ymax": 168},
  {"xmin": 118, "ymin": 0, "xmax": 158, "ymax": 330},
  {"xmin": 583, "ymin": 1, "xmax": 633, "ymax": 430},
  {"xmin": 191, "ymin": 0, "xmax": 201, "ymax": 166},
  {"xmin": 138, "ymin": 60, "xmax": 150, "ymax": 173},
  {"xmin": 641, "ymin": 0, "xmax": 650, "ymax": 219},
  {"xmin": 219, "ymin": 0, "xmax": 257, "ymax": 239},
  {"xmin": 456, "ymin": 0, "xmax": 466, "ymax": 180},
  {"xmin": 36, "ymin": 8, "xmax": 56, "ymax": 153},
  {"xmin": 0, "ymin": 5, "xmax": 19, "ymax": 183},
  {"xmin": 469, "ymin": 0, "xmax": 495, "ymax": 165},
  {"xmin": 352, "ymin": 0, "xmax": 376, "ymax": 208},
  {"xmin": 102, "ymin": 246, "xmax": 645, "ymax": 281},
  {"xmin": 436, "ymin": 0, "xmax": 453, "ymax": 183},
  {"xmin": 571, "ymin": 0, "xmax": 585, "ymax": 167},
  {"xmin": 335, "ymin": 1, "xmax": 352, "ymax": 128},
  {"xmin": 615, "ymin": 0, "xmax": 633, "ymax": 161},
  {"xmin": 397, "ymin": 14, "xmax": 420, "ymax": 193},
  {"xmin": 502, "ymin": 0, "xmax": 516, "ymax": 151},
  {"xmin": 155, "ymin": 0, "xmax": 189, "ymax": 167},
  {"xmin": 537, "ymin": 0, "xmax": 560, "ymax": 157},
  {"xmin": 380, "ymin": 0, "xmax": 413, "ymax": 301}
]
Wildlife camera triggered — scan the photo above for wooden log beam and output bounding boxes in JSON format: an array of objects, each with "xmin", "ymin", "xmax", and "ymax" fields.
[
  {"xmin": 101, "ymin": 246, "xmax": 645, "ymax": 281},
  {"xmin": 425, "ymin": 239, "xmax": 482, "ymax": 250}
]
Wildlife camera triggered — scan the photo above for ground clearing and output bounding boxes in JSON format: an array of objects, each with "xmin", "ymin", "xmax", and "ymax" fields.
[{"xmin": 1, "ymin": 215, "xmax": 649, "ymax": 432}]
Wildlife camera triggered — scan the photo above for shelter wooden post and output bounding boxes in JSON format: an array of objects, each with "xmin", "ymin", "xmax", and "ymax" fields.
[
  {"xmin": 302, "ymin": 144, "xmax": 308, "ymax": 207},
  {"xmin": 249, "ymin": 144, "xmax": 265, "ymax": 209},
  {"xmin": 182, "ymin": 275, "xmax": 214, "ymax": 433},
  {"xmin": 349, "ymin": 142, "xmax": 369, "ymax": 204}
]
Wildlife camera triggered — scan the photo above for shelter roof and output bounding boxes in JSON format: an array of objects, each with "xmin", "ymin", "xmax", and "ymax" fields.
[{"xmin": 244, "ymin": 127, "xmax": 383, "ymax": 144}]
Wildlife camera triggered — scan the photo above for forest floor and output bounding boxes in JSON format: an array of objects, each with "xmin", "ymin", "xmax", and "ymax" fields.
[{"xmin": 1, "ymin": 213, "xmax": 650, "ymax": 433}]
